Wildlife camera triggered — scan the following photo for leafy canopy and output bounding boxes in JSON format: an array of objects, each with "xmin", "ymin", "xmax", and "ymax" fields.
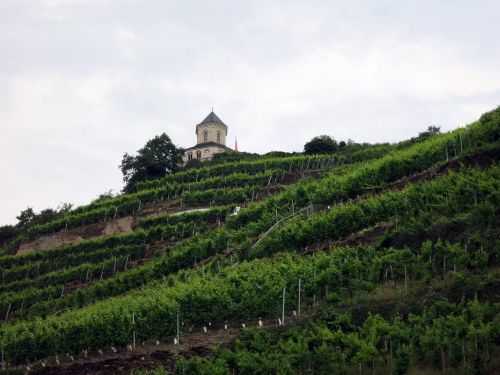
[
  {"xmin": 16, "ymin": 204, "xmax": 73, "ymax": 229},
  {"xmin": 120, "ymin": 133, "xmax": 183, "ymax": 192},
  {"xmin": 304, "ymin": 135, "xmax": 338, "ymax": 155},
  {"xmin": 418, "ymin": 125, "xmax": 441, "ymax": 139}
]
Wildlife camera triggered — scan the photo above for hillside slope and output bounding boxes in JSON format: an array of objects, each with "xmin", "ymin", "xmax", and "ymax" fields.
[{"xmin": 0, "ymin": 107, "xmax": 499, "ymax": 375}]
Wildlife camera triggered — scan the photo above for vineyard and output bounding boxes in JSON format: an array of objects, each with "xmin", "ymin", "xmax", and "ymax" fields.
[{"xmin": 0, "ymin": 107, "xmax": 499, "ymax": 374}]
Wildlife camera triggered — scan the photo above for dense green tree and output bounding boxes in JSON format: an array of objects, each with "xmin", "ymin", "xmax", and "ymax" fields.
[
  {"xmin": 120, "ymin": 133, "xmax": 183, "ymax": 192},
  {"xmin": 0, "ymin": 225, "xmax": 20, "ymax": 247},
  {"xmin": 16, "ymin": 207, "xmax": 35, "ymax": 228},
  {"xmin": 304, "ymin": 135, "xmax": 338, "ymax": 155},
  {"xmin": 418, "ymin": 125, "xmax": 441, "ymax": 138},
  {"xmin": 15, "ymin": 204, "xmax": 72, "ymax": 229}
]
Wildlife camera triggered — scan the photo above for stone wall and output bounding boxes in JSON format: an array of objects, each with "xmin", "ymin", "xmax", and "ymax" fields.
[
  {"xmin": 196, "ymin": 123, "xmax": 227, "ymax": 145},
  {"xmin": 182, "ymin": 145, "xmax": 226, "ymax": 163}
]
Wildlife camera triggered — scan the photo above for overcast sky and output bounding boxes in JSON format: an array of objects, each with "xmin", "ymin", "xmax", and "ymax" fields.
[{"xmin": 0, "ymin": 0, "xmax": 499, "ymax": 225}]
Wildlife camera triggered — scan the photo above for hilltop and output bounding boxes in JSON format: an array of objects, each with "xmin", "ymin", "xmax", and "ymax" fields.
[{"xmin": 0, "ymin": 107, "xmax": 499, "ymax": 375}]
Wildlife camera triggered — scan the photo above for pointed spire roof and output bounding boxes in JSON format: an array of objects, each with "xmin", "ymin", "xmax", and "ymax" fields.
[{"xmin": 198, "ymin": 111, "xmax": 227, "ymax": 127}]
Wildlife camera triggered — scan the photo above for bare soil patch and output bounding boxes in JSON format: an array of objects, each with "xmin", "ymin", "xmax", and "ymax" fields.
[{"xmin": 103, "ymin": 216, "xmax": 134, "ymax": 236}]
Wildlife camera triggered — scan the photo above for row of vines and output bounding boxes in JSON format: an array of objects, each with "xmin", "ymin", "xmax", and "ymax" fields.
[{"xmin": 1, "ymin": 234, "xmax": 498, "ymax": 365}]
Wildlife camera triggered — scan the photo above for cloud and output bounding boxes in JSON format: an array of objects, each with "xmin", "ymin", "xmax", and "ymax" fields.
[{"xmin": 0, "ymin": 0, "xmax": 499, "ymax": 224}]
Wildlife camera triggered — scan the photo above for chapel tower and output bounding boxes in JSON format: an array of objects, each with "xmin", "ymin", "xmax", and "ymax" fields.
[
  {"xmin": 195, "ymin": 111, "xmax": 228, "ymax": 146},
  {"xmin": 182, "ymin": 111, "xmax": 231, "ymax": 163}
]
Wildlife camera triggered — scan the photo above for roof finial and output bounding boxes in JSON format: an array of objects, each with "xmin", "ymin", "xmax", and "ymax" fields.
[{"xmin": 211, "ymin": 106, "xmax": 213, "ymax": 113}]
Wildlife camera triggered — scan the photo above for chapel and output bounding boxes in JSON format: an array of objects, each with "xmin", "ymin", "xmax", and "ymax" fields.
[{"xmin": 182, "ymin": 111, "xmax": 232, "ymax": 164}]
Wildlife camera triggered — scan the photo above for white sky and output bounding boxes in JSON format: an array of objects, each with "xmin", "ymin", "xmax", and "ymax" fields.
[{"xmin": 0, "ymin": 0, "xmax": 499, "ymax": 225}]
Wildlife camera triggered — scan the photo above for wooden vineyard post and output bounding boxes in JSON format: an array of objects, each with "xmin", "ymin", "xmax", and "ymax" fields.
[
  {"xmin": 132, "ymin": 313, "xmax": 136, "ymax": 351},
  {"xmin": 313, "ymin": 257, "xmax": 317, "ymax": 309},
  {"xmin": 282, "ymin": 286, "xmax": 286, "ymax": 326},
  {"xmin": 404, "ymin": 265, "xmax": 408, "ymax": 296},
  {"xmin": 176, "ymin": 312, "xmax": 180, "ymax": 345},
  {"xmin": 298, "ymin": 278, "xmax": 301, "ymax": 317},
  {"xmin": 443, "ymin": 255, "xmax": 447, "ymax": 280},
  {"xmin": 5, "ymin": 303, "xmax": 11, "ymax": 320},
  {"xmin": 445, "ymin": 145, "xmax": 449, "ymax": 162}
]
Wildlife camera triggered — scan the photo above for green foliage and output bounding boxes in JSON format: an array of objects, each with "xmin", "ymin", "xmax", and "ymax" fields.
[
  {"xmin": 418, "ymin": 125, "xmax": 441, "ymax": 138},
  {"xmin": 120, "ymin": 133, "xmax": 184, "ymax": 192},
  {"xmin": 158, "ymin": 299, "xmax": 497, "ymax": 375},
  {"xmin": 15, "ymin": 204, "xmax": 73, "ymax": 230},
  {"xmin": 254, "ymin": 165, "xmax": 500, "ymax": 257},
  {"xmin": 133, "ymin": 365, "xmax": 170, "ymax": 375},
  {"xmin": 0, "ymin": 225, "xmax": 20, "ymax": 247},
  {"xmin": 5, "ymin": 171, "xmax": 277, "ymax": 249},
  {"xmin": 182, "ymin": 185, "xmax": 260, "ymax": 206},
  {"xmin": 1, "ymin": 230, "xmax": 498, "ymax": 365},
  {"xmin": 138, "ymin": 206, "xmax": 235, "ymax": 229},
  {"xmin": 304, "ymin": 135, "xmax": 338, "ymax": 154},
  {"xmin": 91, "ymin": 189, "xmax": 116, "ymax": 204},
  {"xmin": 15, "ymin": 207, "xmax": 35, "ymax": 228},
  {"xmin": 0, "ymin": 106, "xmax": 499, "ymax": 373},
  {"xmin": 174, "ymin": 357, "xmax": 230, "ymax": 375}
]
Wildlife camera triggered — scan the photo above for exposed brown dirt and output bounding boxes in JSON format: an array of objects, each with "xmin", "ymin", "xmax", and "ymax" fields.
[
  {"xmin": 17, "ymin": 233, "xmax": 85, "ymax": 255},
  {"xmin": 103, "ymin": 217, "xmax": 134, "ymax": 236},
  {"xmin": 16, "ymin": 217, "xmax": 134, "ymax": 255}
]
